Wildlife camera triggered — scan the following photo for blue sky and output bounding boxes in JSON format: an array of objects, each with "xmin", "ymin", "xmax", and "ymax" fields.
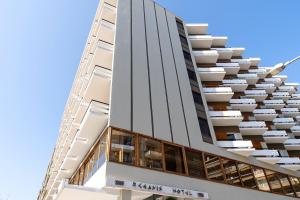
[{"xmin": 0, "ymin": 0, "xmax": 299, "ymax": 199}]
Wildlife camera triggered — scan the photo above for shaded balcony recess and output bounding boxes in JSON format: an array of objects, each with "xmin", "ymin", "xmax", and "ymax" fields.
[
  {"xmin": 197, "ymin": 67, "xmax": 226, "ymax": 81},
  {"xmin": 230, "ymin": 98, "xmax": 257, "ymax": 112},
  {"xmin": 217, "ymin": 140, "xmax": 255, "ymax": 157},
  {"xmin": 263, "ymin": 131, "xmax": 289, "ymax": 144},
  {"xmin": 231, "ymin": 59, "xmax": 251, "ymax": 70},
  {"xmin": 239, "ymin": 121, "xmax": 268, "ymax": 135},
  {"xmin": 237, "ymin": 73, "xmax": 259, "ymax": 85},
  {"xmin": 222, "ymin": 79, "xmax": 248, "ymax": 92},
  {"xmin": 216, "ymin": 62, "xmax": 240, "ymax": 75},
  {"xmin": 284, "ymin": 139, "xmax": 300, "ymax": 151},
  {"xmin": 189, "ymin": 35, "xmax": 213, "ymax": 49},
  {"xmin": 211, "ymin": 36, "xmax": 228, "ymax": 47},
  {"xmin": 203, "ymin": 87, "xmax": 234, "ymax": 102},
  {"xmin": 263, "ymin": 99, "xmax": 285, "ymax": 110},
  {"xmin": 193, "ymin": 50, "xmax": 219, "ymax": 64},
  {"xmin": 211, "ymin": 48, "xmax": 233, "ymax": 59},
  {"xmin": 209, "ymin": 110, "xmax": 243, "ymax": 126},
  {"xmin": 186, "ymin": 23, "xmax": 208, "ymax": 35}
]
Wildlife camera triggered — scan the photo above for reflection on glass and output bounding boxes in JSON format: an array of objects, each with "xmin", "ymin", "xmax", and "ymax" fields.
[
  {"xmin": 222, "ymin": 159, "xmax": 242, "ymax": 186},
  {"xmin": 265, "ymin": 170, "xmax": 283, "ymax": 194},
  {"xmin": 110, "ymin": 130, "xmax": 135, "ymax": 164},
  {"xmin": 252, "ymin": 167, "xmax": 270, "ymax": 192},
  {"xmin": 139, "ymin": 137, "xmax": 163, "ymax": 170},
  {"xmin": 164, "ymin": 144, "xmax": 186, "ymax": 174},
  {"xmin": 237, "ymin": 163, "xmax": 257, "ymax": 189},
  {"xmin": 203, "ymin": 153, "xmax": 225, "ymax": 182},
  {"xmin": 277, "ymin": 174, "xmax": 294, "ymax": 196},
  {"xmin": 290, "ymin": 177, "xmax": 300, "ymax": 197},
  {"xmin": 185, "ymin": 149, "xmax": 206, "ymax": 178}
]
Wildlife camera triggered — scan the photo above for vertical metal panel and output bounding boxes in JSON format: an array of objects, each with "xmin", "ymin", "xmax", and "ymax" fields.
[
  {"xmin": 155, "ymin": 4, "xmax": 189, "ymax": 146},
  {"xmin": 132, "ymin": 0, "xmax": 153, "ymax": 136},
  {"xmin": 166, "ymin": 12, "xmax": 204, "ymax": 149},
  {"xmin": 144, "ymin": 0, "xmax": 172, "ymax": 141},
  {"xmin": 109, "ymin": 0, "xmax": 131, "ymax": 130}
]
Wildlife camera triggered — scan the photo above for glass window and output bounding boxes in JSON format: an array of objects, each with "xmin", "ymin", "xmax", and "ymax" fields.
[
  {"xmin": 164, "ymin": 144, "xmax": 186, "ymax": 174},
  {"xmin": 203, "ymin": 153, "xmax": 225, "ymax": 182},
  {"xmin": 265, "ymin": 170, "xmax": 283, "ymax": 194},
  {"xmin": 277, "ymin": 174, "xmax": 295, "ymax": 197},
  {"xmin": 110, "ymin": 130, "xmax": 136, "ymax": 165},
  {"xmin": 139, "ymin": 137, "xmax": 163, "ymax": 170},
  {"xmin": 290, "ymin": 177, "xmax": 300, "ymax": 197},
  {"xmin": 252, "ymin": 167, "xmax": 270, "ymax": 192},
  {"xmin": 237, "ymin": 163, "xmax": 257, "ymax": 189},
  {"xmin": 185, "ymin": 149, "xmax": 206, "ymax": 178},
  {"xmin": 221, "ymin": 158, "xmax": 242, "ymax": 186},
  {"xmin": 198, "ymin": 118, "xmax": 213, "ymax": 144}
]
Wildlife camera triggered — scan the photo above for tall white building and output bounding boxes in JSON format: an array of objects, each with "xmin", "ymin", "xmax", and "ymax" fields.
[{"xmin": 38, "ymin": 0, "xmax": 300, "ymax": 199}]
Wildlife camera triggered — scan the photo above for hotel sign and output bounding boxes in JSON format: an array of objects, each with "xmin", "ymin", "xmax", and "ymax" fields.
[{"xmin": 106, "ymin": 178, "xmax": 209, "ymax": 199}]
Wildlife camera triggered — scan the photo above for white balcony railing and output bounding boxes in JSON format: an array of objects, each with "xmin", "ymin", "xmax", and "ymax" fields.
[
  {"xmin": 217, "ymin": 140, "xmax": 253, "ymax": 148},
  {"xmin": 292, "ymin": 94, "xmax": 300, "ymax": 99},
  {"xmin": 273, "ymin": 118, "xmax": 295, "ymax": 123},
  {"xmin": 209, "ymin": 110, "xmax": 242, "ymax": 117},
  {"xmin": 263, "ymin": 99, "xmax": 284, "ymax": 105},
  {"xmin": 203, "ymin": 87, "xmax": 233, "ymax": 93},
  {"xmin": 197, "ymin": 67, "xmax": 225, "ymax": 73},
  {"xmin": 263, "ymin": 130, "xmax": 288, "ymax": 137},
  {"xmin": 230, "ymin": 98, "xmax": 256, "ymax": 104},
  {"xmin": 255, "ymin": 83, "xmax": 275, "ymax": 89},
  {"xmin": 252, "ymin": 150, "xmax": 279, "ymax": 157},
  {"xmin": 222, "ymin": 79, "xmax": 247, "ymax": 84},
  {"xmin": 253, "ymin": 109, "xmax": 276, "ymax": 114},
  {"xmin": 239, "ymin": 121, "xmax": 266, "ymax": 128},
  {"xmin": 245, "ymin": 90, "xmax": 267, "ymax": 95},
  {"xmin": 278, "ymin": 86, "xmax": 296, "ymax": 92}
]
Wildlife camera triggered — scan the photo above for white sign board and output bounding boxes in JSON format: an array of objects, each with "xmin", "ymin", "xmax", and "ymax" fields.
[{"xmin": 106, "ymin": 178, "xmax": 209, "ymax": 199}]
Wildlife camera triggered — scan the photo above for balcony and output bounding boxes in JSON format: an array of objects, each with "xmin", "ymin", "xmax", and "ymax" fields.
[
  {"xmin": 231, "ymin": 59, "xmax": 251, "ymax": 70},
  {"xmin": 189, "ymin": 35, "xmax": 213, "ymax": 49},
  {"xmin": 90, "ymin": 40, "xmax": 114, "ymax": 70},
  {"xmin": 217, "ymin": 140, "xmax": 255, "ymax": 157},
  {"xmin": 222, "ymin": 79, "xmax": 248, "ymax": 92},
  {"xmin": 291, "ymin": 126, "xmax": 300, "ymax": 136},
  {"xmin": 197, "ymin": 67, "xmax": 226, "ymax": 81},
  {"xmin": 211, "ymin": 36, "xmax": 228, "ymax": 47},
  {"xmin": 193, "ymin": 50, "xmax": 219, "ymax": 64},
  {"xmin": 278, "ymin": 86, "xmax": 296, "ymax": 94},
  {"xmin": 249, "ymin": 58, "xmax": 261, "ymax": 67},
  {"xmin": 252, "ymin": 150, "xmax": 281, "ymax": 164},
  {"xmin": 277, "ymin": 157, "xmax": 300, "ymax": 171},
  {"xmin": 263, "ymin": 131, "xmax": 289, "ymax": 143},
  {"xmin": 263, "ymin": 99, "xmax": 285, "ymax": 110},
  {"xmin": 230, "ymin": 98, "xmax": 257, "ymax": 112},
  {"xmin": 239, "ymin": 121, "xmax": 268, "ymax": 135},
  {"xmin": 255, "ymin": 83, "xmax": 276, "ymax": 94},
  {"xmin": 280, "ymin": 108, "xmax": 300, "ymax": 117},
  {"xmin": 264, "ymin": 77, "xmax": 282, "ymax": 87},
  {"xmin": 186, "ymin": 23, "xmax": 208, "ymax": 35},
  {"xmin": 285, "ymin": 82, "xmax": 299, "ymax": 87},
  {"xmin": 209, "ymin": 110, "xmax": 243, "ymax": 126},
  {"xmin": 237, "ymin": 73, "xmax": 259, "ymax": 85},
  {"xmin": 273, "ymin": 118, "xmax": 296, "ymax": 129},
  {"xmin": 284, "ymin": 139, "xmax": 300, "ymax": 150},
  {"xmin": 243, "ymin": 90, "xmax": 268, "ymax": 102},
  {"xmin": 230, "ymin": 47, "xmax": 245, "ymax": 57},
  {"xmin": 248, "ymin": 68, "xmax": 267, "ymax": 78},
  {"xmin": 273, "ymin": 75, "xmax": 288, "ymax": 82},
  {"xmin": 253, "ymin": 109, "xmax": 277, "ymax": 121},
  {"xmin": 101, "ymin": 1, "xmax": 117, "ymax": 24},
  {"xmin": 292, "ymin": 94, "xmax": 300, "ymax": 99},
  {"xmin": 296, "ymin": 116, "xmax": 300, "ymax": 122},
  {"xmin": 286, "ymin": 100, "xmax": 300, "ymax": 108},
  {"xmin": 211, "ymin": 48, "xmax": 233, "ymax": 59},
  {"xmin": 203, "ymin": 87, "xmax": 234, "ymax": 102},
  {"xmin": 95, "ymin": 19, "xmax": 116, "ymax": 44},
  {"xmin": 216, "ymin": 62, "xmax": 240, "ymax": 75},
  {"xmin": 271, "ymin": 92, "xmax": 291, "ymax": 101}
]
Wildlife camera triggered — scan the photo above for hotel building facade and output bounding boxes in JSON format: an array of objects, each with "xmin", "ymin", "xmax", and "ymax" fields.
[{"xmin": 38, "ymin": 0, "xmax": 300, "ymax": 199}]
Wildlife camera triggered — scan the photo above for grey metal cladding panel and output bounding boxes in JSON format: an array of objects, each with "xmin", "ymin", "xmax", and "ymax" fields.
[
  {"xmin": 166, "ymin": 12, "xmax": 204, "ymax": 149},
  {"xmin": 155, "ymin": 5, "xmax": 189, "ymax": 146},
  {"xmin": 144, "ymin": 0, "xmax": 172, "ymax": 142},
  {"xmin": 109, "ymin": 0, "xmax": 131, "ymax": 130},
  {"xmin": 132, "ymin": 0, "xmax": 152, "ymax": 136}
]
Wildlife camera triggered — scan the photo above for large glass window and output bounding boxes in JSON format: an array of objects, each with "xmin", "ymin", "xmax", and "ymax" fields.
[
  {"xmin": 110, "ymin": 130, "xmax": 135, "ymax": 165},
  {"xmin": 252, "ymin": 167, "xmax": 270, "ymax": 192},
  {"xmin": 221, "ymin": 158, "xmax": 242, "ymax": 186},
  {"xmin": 139, "ymin": 137, "xmax": 163, "ymax": 170},
  {"xmin": 237, "ymin": 163, "xmax": 257, "ymax": 189},
  {"xmin": 164, "ymin": 144, "xmax": 186, "ymax": 174},
  {"xmin": 185, "ymin": 149, "xmax": 206, "ymax": 178},
  {"xmin": 265, "ymin": 170, "xmax": 283, "ymax": 194},
  {"xmin": 203, "ymin": 153, "xmax": 225, "ymax": 182},
  {"xmin": 277, "ymin": 174, "xmax": 295, "ymax": 196},
  {"xmin": 290, "ymin": 177, "xmax": 300, "ymax": 197}
]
